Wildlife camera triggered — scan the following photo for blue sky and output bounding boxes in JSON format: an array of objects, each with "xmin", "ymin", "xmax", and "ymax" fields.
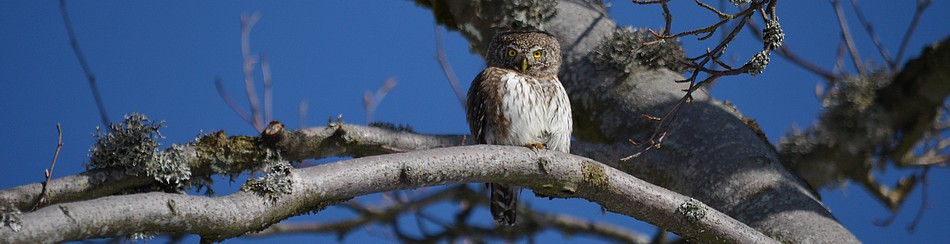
[{"xmin": 1, "ymin": 1, "xmax": 948, "ymax": 243}]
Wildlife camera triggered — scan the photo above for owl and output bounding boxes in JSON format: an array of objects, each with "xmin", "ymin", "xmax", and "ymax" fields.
[{"xmin": 465, "ymin": 31, "xmax": 573, "ymax": 226}]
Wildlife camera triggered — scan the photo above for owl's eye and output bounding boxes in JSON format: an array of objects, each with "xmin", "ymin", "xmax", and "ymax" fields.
[
  {"xmin": 533, "ymin": 50, "xmax": 542, "ymax": 58},
  {"xmin": 507, "ymin": 49, "xmax": 517, "ymax": 57}
]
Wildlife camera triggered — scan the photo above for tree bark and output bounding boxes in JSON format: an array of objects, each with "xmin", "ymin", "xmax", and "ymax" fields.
[
  {"xmin": 1, "ymin": 146, "xmax": 776, "ymax": 243},
  {"xmin": 424, "ymin": 0, "xmax": 858, "ymax": 242}
]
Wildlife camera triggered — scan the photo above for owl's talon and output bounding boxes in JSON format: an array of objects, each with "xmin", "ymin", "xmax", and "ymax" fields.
[{"xmin": 526, "ymin": 143, "xmax": 545, "ymax": 151}]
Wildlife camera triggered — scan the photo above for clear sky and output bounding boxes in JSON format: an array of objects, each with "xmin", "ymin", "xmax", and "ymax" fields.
[{"xmin": 1, "ymin": 1, "xmax": 948, "ymax": 243}]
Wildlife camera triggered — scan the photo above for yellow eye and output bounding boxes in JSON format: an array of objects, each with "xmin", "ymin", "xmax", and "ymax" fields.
[
  {"xmin": 533, "ymin": 50, "xmax": 542, "ymax": 58},
  {"xmin": 507, "ymin": 49, "xmax": 517, "ymax": 57}
]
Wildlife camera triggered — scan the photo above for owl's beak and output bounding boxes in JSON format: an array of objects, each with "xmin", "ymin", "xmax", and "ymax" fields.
[{"xmin": 520, "ymin": 57, "xmax": 528, "ymax": 72}]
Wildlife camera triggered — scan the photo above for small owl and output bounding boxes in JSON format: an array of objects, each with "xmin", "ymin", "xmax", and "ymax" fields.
[{"xmin": 465, "ymin": 31, "xmax": 573, "ymax": 226}]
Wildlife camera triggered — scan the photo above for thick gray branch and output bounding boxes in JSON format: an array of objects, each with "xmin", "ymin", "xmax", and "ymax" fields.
[
  {"xmin": 2, "ymin": 145, "xmax": 775, "ymax": 243},
  {"xmin": 779, "ymin": 37, "xmax": 950, "ymax": 210},
  {"xmin": 424, "ymin": 0, "xmax": 857, "ymax": 242}
]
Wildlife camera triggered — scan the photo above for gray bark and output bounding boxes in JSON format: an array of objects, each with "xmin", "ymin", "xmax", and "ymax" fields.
[
  {"xmin": 0, "ymin": 146, "xmax": 776, "ymax": 243},
  {"xmin": 427, "ymin": 0, "xmax": 858, "ymax": 242}
]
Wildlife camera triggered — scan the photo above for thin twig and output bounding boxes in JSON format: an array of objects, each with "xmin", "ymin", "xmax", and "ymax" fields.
[
  {"xmin": 363, "ymin": 78, "xmax": 398, "ymax": 122},
  {"xmin": 262, "ymin": 54, "xmax": 273, "ymax": 123},
  {"xmin": 849, "ymin": 0, "xmax": 894, "ymax": 70},
  {"xmin": 434, "ymin": 26, "xmax": 466, "ymax": 107},
  {"xmin": 626, "ymin": 0, "xmax": 772, "ymax": 159},
  {"xmin": 833, "ymin": 42, "xmax": 847, "ymax": 77},
  {"xmin": 747, "ymin": 20, "xmax": 838, "ymax": 81},
  {"xmin": 252, "ymin": 185, "xmax": 650, "ymax": 243},
  {"xmin": 298, "ymin": 100, "xmax": 308, "ymax": 129},
  {"xmin": 215, "ymin": 77, "xmax": 255, "ymax": 126},
  {"xmin": 59, "ymin": 0, "xmax": 110, "ymax": 126},
  {"xmin": 34, "ymin": 123, "xmax": 64, "ymax": 210},
  {"xmin": 661, "ymin": 1, "xmax": 672, "ymax": 35},
  {"xmin": 894, "ymin": 0, "xmax": 932, "ymax": 69},
  {"xmin": 241, "ymin": 12, "xmax": 264, "ymax": 131},
  {"xmin": 907, "ymin": 166, "xmax": 930, "ymax": 233},
  {"xmin": 830, "ymin": 0, "xmax": 866, "ymax": 76}
]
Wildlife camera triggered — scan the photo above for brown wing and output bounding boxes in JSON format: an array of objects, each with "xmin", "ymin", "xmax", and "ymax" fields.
[
  {"xmin": 465, "ymin": 67, "xmax": 508, "ymax": 144},
  {"xmin": 466, "ymin": 67, "xmax": 521, "ymax": 226}
]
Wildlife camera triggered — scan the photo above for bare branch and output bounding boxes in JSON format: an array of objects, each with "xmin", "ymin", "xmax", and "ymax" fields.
[
  {"xmin": 33, "ymin": 124, "xmax": 64, "ymax": 210},
  {"xmin": 262, "ymin": 54, "xmax": 274, "ymax": 123},
  {"xmin": 2, "ymin": 146, "xmax": 777, "ymax": 243},
  {"xmin": 849, "ymin": 0, "xmax": 894, "ymax": 70},
  {"xmin": 59, "ymin": 0, "xmax": 110, "ymax": 126},
  {"xmin": 298, "ymin": 99, "xmax": 308, "ymax": 129},
  {"xmin": 895, "ymin": 0, "xmax": 933, "ymax": 68},
  {"xmin": 747, "ymin": 20, "xmax": 838, "ymax": 81},
  {"xmin": 241, "ymin": 12, "xmax": 264, "ymax": 131},
  {"xmin": 363, "ymin": 78, "xmax": 398, "ymax": 123},
  {"xmin": 215, "ymin": 77, "xmax": 255, "ymax": 126},
  {"xmin": 1, "ymin": 169, "xmax": 153, "ymax": 211},
  {"xmin": 830, "ymin": 0, "xmax": 866, "ymax": 76},
  {"xmin": 250, "ymin": 186, "xmax": 467, "ymax": 240},
  {"xmin": 907, "ymin": 166, "xmax": 931, "ymax": 232},
  {"xmin": 252, "ymin": 185, "xmax": 651, "ymax": 243},
  {"xmin": 434, "ymin": 26, "xmax": 466, "ymax": 107}
]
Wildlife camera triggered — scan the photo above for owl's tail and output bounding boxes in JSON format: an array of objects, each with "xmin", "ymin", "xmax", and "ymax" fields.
[{"xmin": 489, "ymin": 183, "xmax": 518, "ymax": 225}]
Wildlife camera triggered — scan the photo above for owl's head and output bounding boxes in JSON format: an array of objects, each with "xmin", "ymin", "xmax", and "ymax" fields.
[{"xmin": 486, "ymin": 31, "xmax": 562, "ymax": 76}]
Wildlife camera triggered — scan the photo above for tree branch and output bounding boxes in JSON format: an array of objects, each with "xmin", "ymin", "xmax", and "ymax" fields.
[
  {"xmin": 1, "ymin": 169, "xmax": 153, "ymax": 211},
  {"xmin": 251, "ymin": 185, "xmax": 653, "ymax": 243},
  {"xmin": 780, "ymin": 37, "xmax": 950, "ymax": 211},
  {"xmin": 2, "ymin": 146, "xmax": 775, "ymax": 243},
  {"xmin": 59, "ymin": 0, "xmax": 110, "ymax": 126},
  {"xmin": 423, "ymin": 0, "xmax": 857, "ymax": 242}
]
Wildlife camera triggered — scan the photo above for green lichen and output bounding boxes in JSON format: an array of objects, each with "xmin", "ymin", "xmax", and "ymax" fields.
[
  {"xmin": 481, "ymin": 0, "xmax": 557, "ymax": 32},
  {"xmin": 677, "ymin": 198, "xmax": 707, "ymax": 223},
  {"xmin": 88, "ymin": 113, "xmax": 163, "ymax": 172},
  {"xmin": 1, "ymin": 200, "xmax": 21, "ymax": 232},
  {"xmin": 593, "ymin": 27, "xmax": 688, "ymax": 74},
  {"xmin": 560, "ymin": 185, "xmax": 577, "ymax": 195},
  {"xmin": 729, "ymin": 0, "xmax": 752, "ymax": 6},
  {"xmin": 130, "ymin": 232, "xmax": 156, "ymax": 241},
  {"xmin": 763, "ymin": 18, "xmax": 784, "ymax": 50},
  {"xmin": 745, "ymin": 50, "xmax": 771, "ymax": 76},
  {"xmin": 581, "ymin": 160, "xmax": 609, "ymax": 188},
  {"xmin": 368, "ymin": 121, "xmax": 414, "ymax": 132},
  {"xmin": 149, "ymin": 145, "xmax": 191, "ymax": 187},
  {"xmin": 241, "ymin": 162, "xmax": 294, "ymax": 203},
  {"xmin": 194, "ymin": 131, "xmax": 284, "ymax": 179},
  {"xmin": 87, "ymin": 113, "xmax": 192, "ymax": 189}
]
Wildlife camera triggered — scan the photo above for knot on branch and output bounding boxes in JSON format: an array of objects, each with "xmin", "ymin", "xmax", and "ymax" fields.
[
  {"xmin": 241, "ymin": 162, "xmax": 294, "ymax": 203},
  {"xmin": 88, "ymin": 113, "xmax": 191, "ymax": 189},
  {"xmin": 592, "ymin": 27, "xmax": 688, "ymax": 74}
]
